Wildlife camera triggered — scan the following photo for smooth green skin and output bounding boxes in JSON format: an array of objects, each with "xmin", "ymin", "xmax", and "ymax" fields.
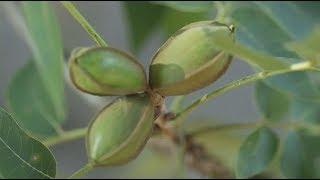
[
  {"xmin": 70, "ymin": 47, "xmax": 147, "ymax": 96},
  {"xmin": 149, "ymin": 21, "xmax": 233, "ymax": 96},
  {"xmin": 86, "ymin": 93, "xmax": 154, "ymax": 166},
  {"xmin": 0, "ymin": 107, "xmax": 56, "ymax": 178},
  {"xmin": 7, "ymin": 61, "xmax": 60, "ymax": 137},
  {"xmin": 236, "ymin": 127, "xmax": 279, "ymax": 178}
]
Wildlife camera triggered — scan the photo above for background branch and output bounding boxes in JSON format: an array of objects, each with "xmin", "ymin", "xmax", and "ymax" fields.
[{"xmin": 60, "ymin": 1, "xmax": 108, "ymax": 47}]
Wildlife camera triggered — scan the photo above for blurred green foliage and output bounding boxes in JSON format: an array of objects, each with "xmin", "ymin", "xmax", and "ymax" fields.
[{"xmin": 1, "ymin": 1, "xmax": 320, "ymax": 179}]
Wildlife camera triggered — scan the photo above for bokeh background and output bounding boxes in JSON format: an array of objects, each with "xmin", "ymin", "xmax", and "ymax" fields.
[{"xmin": 0, "ymin": 1, "xmax": 260, "ymax": 178}]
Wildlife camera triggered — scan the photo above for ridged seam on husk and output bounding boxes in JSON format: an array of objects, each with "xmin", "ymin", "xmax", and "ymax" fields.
[
  {"xmin": 96, "ymin": 104, "xmax": 153, "ymax": 166},
  {"xmin": 85, "ymin": 97, "xmax": 118, "ymax": 163},
  {"xmin": 184, "ymin": 51, "xmax": 227, "ymax": 79},
  {"xmin": 85, "ymin": 94, "xmax": 154, "ymax": 166},
  {"xmin": 179, "ymin": 21, "xmax": 235, "ymax": 34},
  {"xmin": 96, "ymin": 99, "xmax": 149, "ymax": 161},
  {"xmin": 72, "ymin": 47, "xmax": 148, "ymax": 94},
  {"xmin": 69, "ymin": 61, "xmax": 121, "ymax": 96},
  {"xmin": 149, "ymin": 21, "xmax": 234, "ymax": 67},
  {"xmin": 151, "ymin": 50, "xmax": 224, "ymax": 87},
  {"xmin": 151, "ymin": 52, "xmax": 233, "ymax": 95},
  {"xmin": 97, "ymin": 100, "xmax": 153, "ymax": 165},
  {"xmin": 149, "ymin": 21, "xmax": 234, "ymax": 95},
  {"xmin": 69, "ymin": 47, "xmax": 148, "ymax": 96},
  {"xmin": 70, "ymin": 61, "xmax": 142, "ymax": 96}
]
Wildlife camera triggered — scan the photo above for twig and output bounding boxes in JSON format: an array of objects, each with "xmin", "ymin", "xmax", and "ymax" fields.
[
  {"xmin": 174, "ymin": 65, "xmax": 320, "ymax": 125},
  {"xmin": 154, "ymin": 114, "xmax": 232, "ymax": 178},
  {"xmin": 43, "ymin": 128, "xmax": 87, "ymax": 147},
  {"xmin": 60, "ymin": 1, "xmax": 108, "ymax": 47},
  {"xmin": 68, "ymin": 162, "xmax": 94, "ymax": 179},
  {"xmin": 184, "ymin": 135, "xmax": 232, "ymax": 178}
]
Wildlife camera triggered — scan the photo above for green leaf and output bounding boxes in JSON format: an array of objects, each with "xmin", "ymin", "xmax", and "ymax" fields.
[
  {"xmin": 290, "ymin": 98, "xmax": 320, "ymax": 124},
  {"xmin": 229, "ymin": 2, "xmax": 320, "ymax": 115},
  {"xmin": 263, "ymin": 70, "xmax": 320, "ymax": 99},
  {"xmin": 257, "ymin": 2, "xmax": 320, "ymax": 64},
  {"xmin": 280, "ymin": 131, "xmax": 320, "ymax": 178},
  {"xmin": 236, "ymin": 127, "xmax": 279, "ymax": 178},
  {"xmin": 255, "ymin": 72, "xmax": 320, "ymax": 126},
  {"xmin": 231, "ymin": 3, "xmax": 296, "ymax": 58},
  {"xmin": 294, "ymin": 2, "xmax": 320, "ymax": 23},
  {"xmin": 286, "ymin": 28, "xmax": 320, "ymax": 62},
  {"xmin": 285, "ymin": 29, "xmax": 320, "ymax": 124},
  {"xmin": 255, "ymin": 81, "xmax": 290, "ymax": 122},
  {"xmin": 123, "ymin": 1, "xmax": 165, "ymax": 52},
  {"xmin": 162, "ymin": 8, "xmax": 209, "ymax": 38},
  {"xmin": 0, "ymin": 107, "xmax": 56, "ymax": 178},
  {"xmin": 150, "ymin": 1, "xmax": 212, "ymax": 13},
  {"xmin": 280, "ymin": 131, "xmax": 305, "ymax": 178},
  {"xmin": 7, "ymin": 61, "xmax": 62, "ymax": 137},
  {"xmin": 22, "ymin": 2, "xmax": 65, "ymax": 122},
  {"xmin": 199, "ymin": 24, "xmax": 288, "ymax": 70},
  {"xmin": 285, "ymin": 28, "xmax": 320, "ymax": 117},
  {"xmin": 301, "ymin": 133, "xmax": 320, "ymax": 178},
  {"xmin": 254, "ymin": 2, "xmax": 315, "ymax": 39}
]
